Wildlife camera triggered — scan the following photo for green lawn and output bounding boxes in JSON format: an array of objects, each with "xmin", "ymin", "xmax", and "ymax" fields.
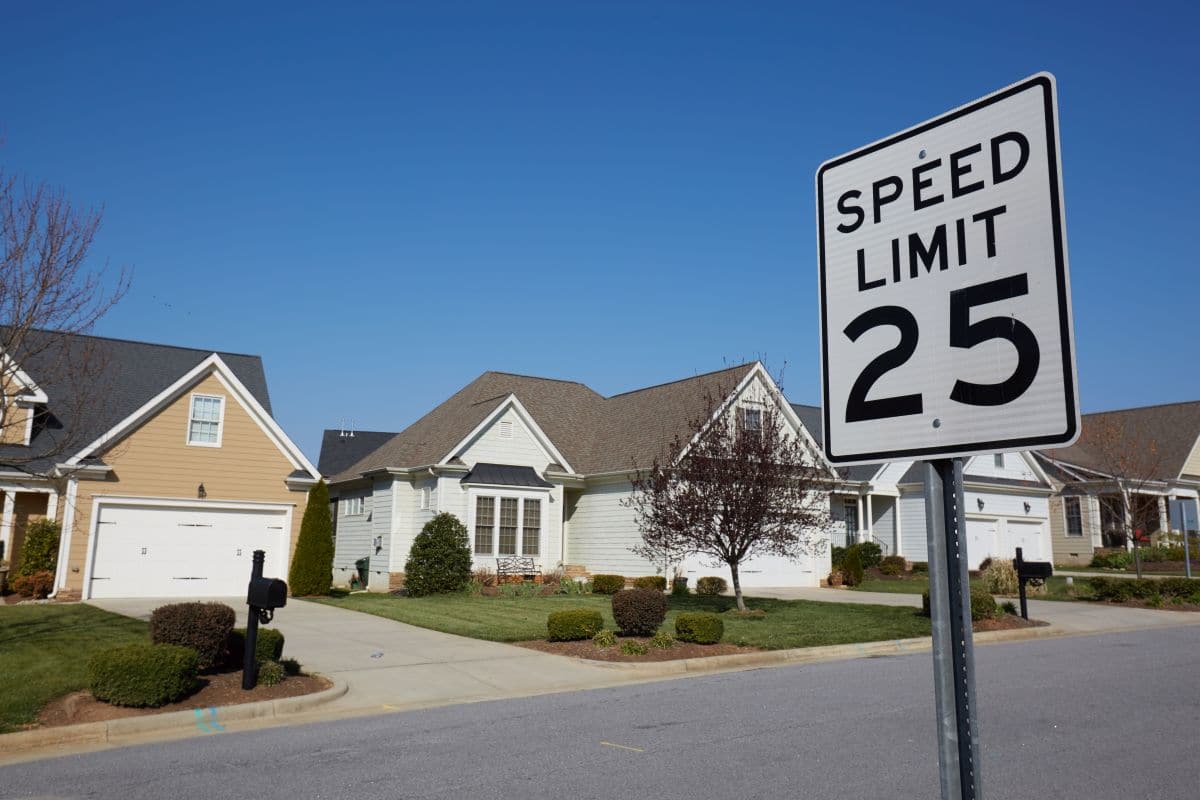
[
  {"xmin": 315, "ymin": 592, "xmax": 933, "ymax": 650},
  {"xmin": 0, "ymin": 604, "xmax": 148, "ymax": 734}
]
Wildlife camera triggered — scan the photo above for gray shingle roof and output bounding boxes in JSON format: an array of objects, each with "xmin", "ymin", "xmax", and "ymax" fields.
[
  {"xmin": 0, "ymin": 328, "xmax": 272, "ymax": 474},
  {"xmin": 788, "ymin": 402, "xmax": 881, "ymax": 483},
  {"xmin": 329, "ymin": 364, "xmax": 758, "ymax": 482},
  {"xmin": 317, "ymin": 429, "xmax": 399, "ymax": 478},
  {"xmin": 460, "ymin": 463, "xmax": 553, "ymax": 488},
  {"xmin": 1040, "ymin": 401, "xmax": 1200, "ymax": 483}
]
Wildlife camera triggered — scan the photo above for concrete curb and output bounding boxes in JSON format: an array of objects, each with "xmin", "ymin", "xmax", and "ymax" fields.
[{"xmin": 0, "ymin": 675, "xmax": 347, "ymax": 754}]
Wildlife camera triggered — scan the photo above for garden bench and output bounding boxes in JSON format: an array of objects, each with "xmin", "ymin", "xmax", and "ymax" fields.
[{"xmin": 496, "ymin": 556, "xmax": 541, "ymax": 583}]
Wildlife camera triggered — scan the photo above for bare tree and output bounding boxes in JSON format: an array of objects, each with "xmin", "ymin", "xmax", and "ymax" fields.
[
  {"xmin": 0, "ymin": 169, "xmax": 129, "ymax": 470},
  {"xmin": 1065, "ymin": 416, "xmax": 1165, "ymax": 578},
  {"xmin": 625, "ymin": 384, "xmax": 833, "ymax": 611}
]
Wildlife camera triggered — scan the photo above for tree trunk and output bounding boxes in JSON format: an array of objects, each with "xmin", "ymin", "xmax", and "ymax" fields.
[
  {"xmin": 1132, "ymin": 539, "xmax": 1143, "ymax": 579},
  {"xmin": 729, "ymin": 562, "xmax": 746, "ymax": 612}
]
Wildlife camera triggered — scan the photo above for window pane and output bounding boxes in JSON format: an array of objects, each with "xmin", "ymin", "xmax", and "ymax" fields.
[
  {"xmin": 522, "ymin": 499, "xmax": 540, "ymax": 556},
  {"xmin": 474, "ymin": 496, "xmax": 494, "ymax": 555},
  {"xmin": 1065, "ymin": 497, "xmax": 1082, "ymax": 536},
  {"xmin": 498, "ymin": 497, "xmax": 518, "ymax": 555}
]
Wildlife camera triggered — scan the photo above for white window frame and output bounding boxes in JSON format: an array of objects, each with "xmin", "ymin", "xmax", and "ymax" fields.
[
  {"xmin": 342, "ymin": 496, "xmax": 365, "ymax": 517},
  {"xmin": 994, "ymin": 453, "xmax": 1004, "ymax": 469},
  {"xmin": 420, "ymin": 487, "xmax": 431, "ymax": 510},
  {"xmin": 467, "ymin": 488, "xmax": 548, "ymax": 560},
  {"xmin": 1063, "ymin": 495, "xmax": 1083, "ymax": 537},
  {"xmin": 186, "ymin": 393, "xmax": 225, "ymax": 447}
]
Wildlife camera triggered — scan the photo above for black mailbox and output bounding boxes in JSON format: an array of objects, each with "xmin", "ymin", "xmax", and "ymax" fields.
[
  {"xmin": 247, "ymin": 576, "xmax": 288, "ymax": 610},
  {"xmin": 1016, "ymin": 560, "xmax": 1053, "ymax": 580}
]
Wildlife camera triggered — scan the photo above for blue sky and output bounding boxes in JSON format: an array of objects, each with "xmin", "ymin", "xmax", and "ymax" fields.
[{"xmin": 2, "ymin": 1, "xmax": 1195, "ymax": 461}]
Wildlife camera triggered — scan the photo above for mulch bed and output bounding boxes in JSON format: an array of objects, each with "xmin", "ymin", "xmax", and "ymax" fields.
[
  {"xmin": 37, "ymin": 671, "xmax": 331, "ymax": 729},
  {"xmin": 518, "ymin": 638, "xmax": 759, "ymax": 662},
  {"xmin": 973, "ymin": 614, "xmax": 1048, "ymax": 632}
]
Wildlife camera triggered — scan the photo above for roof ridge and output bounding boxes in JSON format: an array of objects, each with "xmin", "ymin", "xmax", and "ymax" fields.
[
  {"xmin": 322, "ymin": 428, "xmax": 399, "ymax": 436},
  {"xmin": 483, "ymin": 370, "xmax": 598, "ymax": 390},
  {"xmin": 20, "ymin": 326, "xmax": 262, "ymax": 360},
  {"xmin": 1083, "ymin": 399, "xmax": 1200, "ymax": 416},
  {"xmin": 605, "ymin": 362, "xmax": 757, "ymax": 399}
]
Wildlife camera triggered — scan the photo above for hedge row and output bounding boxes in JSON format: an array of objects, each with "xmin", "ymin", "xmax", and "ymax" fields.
[
  {"xmin": 547, "ymin": 608, "xmax": 604, "ymax": 641},
  {"xmin": 88, "ymin": 644, "xmax": 200, "ymax": 708},
  {"xmin": 1090, "ymin": 576, "xmax": 1200, "ymax": 603}
]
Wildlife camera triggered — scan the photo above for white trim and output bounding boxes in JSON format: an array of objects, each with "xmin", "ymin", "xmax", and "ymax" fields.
[
  {"xmin": 440, "ymin": 394, "xmax": 576, "ymax": 475},
  {"xmin": 64, "ymin": 353, "xmax": 319, "ymax": 479},
  {"xmin": 1179, "ymin": 435, "xmax": 1200, "ymax": 481},
  {"xmin": 1062, "ymin": 495, "xmax": 1085, "ymax": 538},
  {"xmin": 185, "ymin": 393, "xmax": 226, "ymax": 448},
  {"xmin": 0, "ymin": 491, "xmax": 15, "ymax": 562},
  {"xmin": 0, "ymin": 352, "xmax": 48, "ymax": 404},
  {"xmin": 466, "ymin": 488, "xmax": 547, "ymax": 561},
  {"xmin": 23, "ymin": 406, "xmax": 34, "ymax": 446},
  {"xmin": 81, "ymin": 495, "xmax": 296, "ymax": 600}
]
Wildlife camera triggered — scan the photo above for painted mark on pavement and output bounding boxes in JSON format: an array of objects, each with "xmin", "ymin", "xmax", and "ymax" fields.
[
  {"xmin": 194, "ymin": 707, "xmax": 225, "ymax": 734},
  {"xmin": 599, "ymin": 741, "xmax": 645, "ymax": 753}
]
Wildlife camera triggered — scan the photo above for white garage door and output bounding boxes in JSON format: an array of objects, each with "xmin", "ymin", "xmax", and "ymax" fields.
[
  {"xmin": 89, "ymin": 504, "xmax": 289, "ymax": 599},
  {"xmin": 1003, "ymin": 519, "xmax": 1046, "ymax": 562},
  {"xmin": 965, "ymin": 519, "xmax": 998, "ymax": 570}
]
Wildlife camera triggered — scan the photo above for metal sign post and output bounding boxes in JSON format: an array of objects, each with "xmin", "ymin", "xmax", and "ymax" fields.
[{"xmin": 923, "ymin": 458, "xmax": 982, "ymax": 800}]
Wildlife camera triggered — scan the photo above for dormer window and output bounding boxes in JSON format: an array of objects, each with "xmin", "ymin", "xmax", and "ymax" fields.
[
  {"xmin": 741, "ymin": 406, "xmax": 762, "ymax": 440},
  {"xmin": 187, "ymin": 394, "xmax": 224, "ymax": 446}
]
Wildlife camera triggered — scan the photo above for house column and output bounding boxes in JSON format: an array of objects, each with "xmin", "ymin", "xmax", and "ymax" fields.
[
  {"xmin": 1158, "ymin": 496, "xmax": 1169, "ymax": 537},
  {"xmin": 865, "ymin": 495, "xmax": 875, "ymax": 544},
  {"xmin": 855, "ymin": 496, "xmax": 864, "ymax": 544},
  {"xmin": 0, "ymin": 491, "xmax": 14, "ymax": 561},
  {"xmin": 894, "ymin": 497, "xmax": 903, "ymax": 557}
]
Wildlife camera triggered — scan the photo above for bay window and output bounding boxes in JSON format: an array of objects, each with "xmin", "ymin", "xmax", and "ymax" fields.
[{"xmin": 472, "ymin": 493, "xmax": 543, "ymax": 558}]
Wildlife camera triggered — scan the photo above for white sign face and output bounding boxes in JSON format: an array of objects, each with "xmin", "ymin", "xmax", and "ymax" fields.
[{"xmin": 817, "ymin": 73, "xmax": 1079, "ymax": 465}]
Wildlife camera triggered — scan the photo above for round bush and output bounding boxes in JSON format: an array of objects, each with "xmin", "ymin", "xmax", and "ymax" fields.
[
  {"xmin": 632, "ymin": 575, "xmax": 667, "ymax": 591},
  {"xmin": 841, "ymin": 547, "xmax": 864, "ymax": 587},
  {"xmin": 88, "ymin": 644, "xmax": 200, "ymax": 708},
  {"xmin": 855, "ymin": 541, "xmax": 883, "ymax": 569},
  {"xmin": 695, "ymin": 576, "xmax": 727, "ymax": 596},
  {"xmin": 547, "ymin": 608, "xmax": 604, "ymax": 641},
  {"xmin": 879, "ymin": 555, "xmax": 907, "ymax": 576},
  {"xmin": 258, "ymin": 660, "xmax": 286, "ymax": 686},
  {"xmin": 10, "ymin": 570, "xmax": 54, "ymax": 599},
  {"xmin": 226, "ymin": 627, "xmax": 286, "ymax": 666},
  {"xmin": 611, "ymin": 588, "xmax": 668, "ymax": 636},
  {"xmin": 405, "ymin": 513, "xmax": 472, "ymax": 596},
  {"xmin": 675, "ymin": 612, "xmax": 724, "ymax": 644},
  {"xmin": 14, "ymin": 519, "xmax": 60, "ymax": 577},
  {"xmin": 982, "ymin": 561, "xmax": 1019, "ymax": 595},
  {"xmin": 591, "ymin": 574, "xmax": 626, "ymax": 595},
  {"xmin": 920, "ymin": 588, "xmax": 998, "ymax": 621},
  {"xmin": 149, "ymin": 602, "xmax": 236, "ymax": 670}
]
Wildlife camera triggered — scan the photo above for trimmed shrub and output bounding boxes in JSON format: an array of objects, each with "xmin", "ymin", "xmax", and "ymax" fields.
[
  {"xmin": 14, "ymin": 519, "xmax": 60, "ymax": 577},
  {"xmin": 675, "ymin": 612, "xmax": 724, "ymax": 644},
  {"xmin": 982, "ymin": 560, "xmax": 1019, "ymax": 595},
  {"xmin": 227, "ymin": 627, "xmax": 286, "ymax": 666},
  {"xmin": 920, "ymin": 588, "xmax": 999, "ymax": 621},
  {"xmin": 258, "ymin": 660, "xmax": 286, "ymax": 686},
  {"xmin": 632, "ymin": 575, "xmax": 667, "ymax": 591},
  {"xmin": 620, "ymin": 640, "xmax": 649, "ymax": 656},
  {"xmin": 1157, "ymin": 577, "xmax": 1200, "ymax": 602},
  {"xmin": 695, "ymin": 576, "xmax": 728, "ymax": 596},
  {"xmin": 612, "ymin": 588, "xmax": 668, "ymax": 636},
  {"xmin": 591, "ymin": 574, "xmax": 626, "ymax": 595},
  {"xmin": 879, "ymin": 555, "xmax": 906, "ymax": 576},
  {"xmin": 855, "ymin": 541, "xmax": 883, "ymax": 570},
  {"xmin": 547, "ymin": 608, "xmax": 604, "ymax": 641},
  {"xmin": 830, "ymin": 546, "xmax": 846, "ymax": 569},
  {"xmin": 289, "ymin": 480, "xmax": 334, "ymax": 596},
  {"xmin": 88, "ymin": 644, "xmax": 199, "ymax": 708},
  {"xmin": 592, "ymin": 629, "xmax": 617, "ymax": 648},
  {"xmin": 841, "ymin": 546, "xmax": 864, "ymax": 587},
  {"xmin": 671, "ymin": 578, "xmax": 690, "ymax": 597},
  {"xmin": 1090, "ymin": 576, "xmax": 1200, "ymax": 603},
  {"xmin": 405, "ymin": 513, "xmax": 472, "ymax": 597},
  {"xmin": 650, "ymin": 630, "xmax": 675, "ymax": 649},
  {"xmin": 149, "ymin": 602, "xmax": 236, "ymax": 670},
  {"xmin": 911, "ymin": 561, "xmax": 929, "ymax": 574},
  {"xmin": 1090, "ymin": 549, "xmax": 1132, "ymax": 570},
  {"xmin": 10, "ymin": 569, "xmax": 54, "ymax": 599}
]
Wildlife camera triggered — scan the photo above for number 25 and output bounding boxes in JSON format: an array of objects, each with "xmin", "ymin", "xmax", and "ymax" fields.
[{"xmin": 843, "ymin": 273, "xmax": 1041, "ymax": 423}]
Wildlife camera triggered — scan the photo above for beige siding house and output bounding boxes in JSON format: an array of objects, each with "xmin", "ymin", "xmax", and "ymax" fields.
[{"xmin": 0, "ymin": 331, "xmax": 319, "ymax": 599}]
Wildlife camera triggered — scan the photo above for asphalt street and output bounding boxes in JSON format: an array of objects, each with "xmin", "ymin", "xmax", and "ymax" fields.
[{"xmin": 3, "ymin": 626, "xmax": 1198, "ymax": 800}]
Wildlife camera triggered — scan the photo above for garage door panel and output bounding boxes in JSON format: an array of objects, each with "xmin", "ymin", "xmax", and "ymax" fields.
[{"xmin": 89, "ymin": 504, "xmax": 288, "ymax": 599}]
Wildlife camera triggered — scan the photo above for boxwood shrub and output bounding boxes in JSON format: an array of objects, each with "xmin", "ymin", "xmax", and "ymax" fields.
[
  {"xmin": 591, "ymin": 574, "xmax": 626, "ymax": 595},
  {"xmin": 695, "ymin": 576, "xmax": 727, "ymax": 596},
  {"xmin": 675, "ymin": 612, "xmax": 724, "ymax": 644},
  {"xmin": 547, "ymin": 608, "xmax": 604, "ymax": 641},
  {"xmin": 879, "ymin": 555, "xmax": 907, "ymax": 576},
  {"xmin": 920, "ymin": 588, "xmax": 998, "ymax": 621},
  {"xmin": 149, "ymin": 602, "xmax": 236, "ymax": 670},
  {"xmin": 611, "ymin": 588, "xmax": 667, "ymax": 636},
  {"xmin": 88, "ymin": 644, "xmax": 200, "ymax": 708},
  {"xmin": 632, "ymin": 575, "xmax": 667, "ymax": 591},
  {"xmin": 1090, "ymin": 576, "xmax": 1200, "ymax": 603},
  {"xmin": 226, "ymin": 627, "xmax": 286, "ymax": 666}
]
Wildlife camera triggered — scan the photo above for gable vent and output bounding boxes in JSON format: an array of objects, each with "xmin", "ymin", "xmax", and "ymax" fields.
[{"xmin": 499, "ymin": 420, "xmax": 514, "ymax": 439}]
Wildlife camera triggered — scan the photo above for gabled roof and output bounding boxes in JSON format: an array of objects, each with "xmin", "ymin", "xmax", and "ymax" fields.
[
  {"xmin": 0, "ymin": 329, "xmax": 275, "ymax": 474},
  {"xmin": 328, "ymin": 363, "xmax": 759, "ymax": 481},
  {"xmin": 788, "ymin": 403, "xmax": 881, "ymax": 483},
  {"xmin": 317, "ymin": 429, "xmax": 399, "ymax": 478},
  {"xmin": 1039, "ymin": 400, "xmax": 1200, "ymax": 483}
]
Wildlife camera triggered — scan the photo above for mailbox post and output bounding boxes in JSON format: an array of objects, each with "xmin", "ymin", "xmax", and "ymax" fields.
[
  {"xmin": 1013, "ymin": 547, "xmax": 1053, "ymax": 621},
  {"xmin": 243, "ymin": 549, "xmax": 288, "ymax": 690}
]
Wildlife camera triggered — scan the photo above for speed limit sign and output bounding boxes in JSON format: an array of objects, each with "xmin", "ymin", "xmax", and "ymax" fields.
[{"xmin": 817, "ymin": 73, "xmax": 1080, "ymax": 465}]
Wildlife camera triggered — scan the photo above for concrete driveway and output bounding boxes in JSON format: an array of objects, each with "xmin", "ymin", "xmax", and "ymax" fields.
[{"xmin": 88, "ymin": 597, "xmax": 628, "ymax": 715}]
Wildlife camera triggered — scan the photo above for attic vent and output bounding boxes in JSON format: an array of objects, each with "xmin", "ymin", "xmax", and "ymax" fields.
[{"xmin": 499, "ymin": 420, "xmax": 514, "ymax": 439}]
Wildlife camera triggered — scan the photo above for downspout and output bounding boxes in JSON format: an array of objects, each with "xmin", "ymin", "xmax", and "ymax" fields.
[{"xmin": 48, "ymin": 478, "xmax": 77, "ymax": 599}]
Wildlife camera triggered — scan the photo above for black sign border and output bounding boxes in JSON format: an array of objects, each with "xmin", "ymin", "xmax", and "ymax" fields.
[{"xmin": 817, "ymin": 74, "xmax": 1078, "ymax": 465}]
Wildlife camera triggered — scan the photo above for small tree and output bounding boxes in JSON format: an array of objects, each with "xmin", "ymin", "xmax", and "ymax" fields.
[
  {"xmin": 288, "ymin": 481, "xmax": 334, "ymax": 596},
  {"xmin": 405, "ymin": 513, "xmax": 472, "ymax": 597},
  {"xmin": 626, "ymin": 383, "xmax": 833, "ymax": 612},
  {"xmin": 15, "ymin": 518, "xmax": 60, "ymax": 577}
]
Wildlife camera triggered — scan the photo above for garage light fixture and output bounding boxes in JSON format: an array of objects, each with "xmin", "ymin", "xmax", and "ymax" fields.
[
  {"xmin": 198, "ymin": 483, "xmax": 207, "ymax": 500},
  {"xmin": 1024, "ymin": 501, "xmax": 1032, "ymax": 514},
  {"xmin": 976, "ymin": 498, "xmax": 985, "ymax": 511}
]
